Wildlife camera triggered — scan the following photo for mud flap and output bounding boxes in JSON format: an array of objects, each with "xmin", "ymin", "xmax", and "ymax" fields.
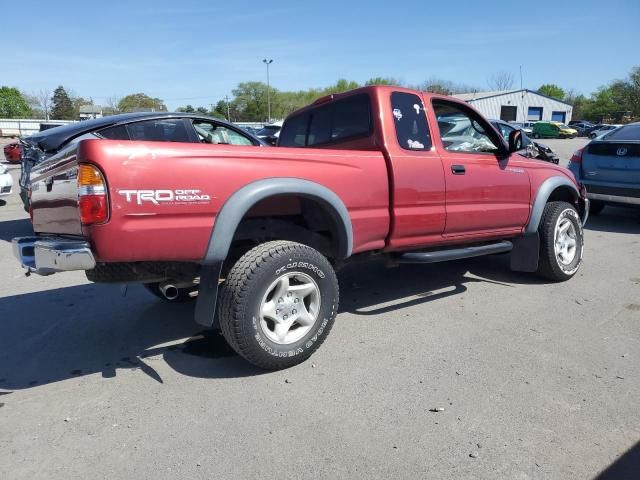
[
  {"xmin": 195, "ymin": 262, "xmax": 222, "ymax": 328},
  {"xmin": 510, "ymin": 233, "xmax": 540, "ymax": 272}
]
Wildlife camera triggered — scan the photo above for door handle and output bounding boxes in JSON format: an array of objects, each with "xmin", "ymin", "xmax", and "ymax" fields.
[{"xmin": 451, "ymin": 165, "xmax": 466, "ymax": 175}]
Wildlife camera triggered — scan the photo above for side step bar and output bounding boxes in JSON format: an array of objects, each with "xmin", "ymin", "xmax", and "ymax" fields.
[{"xmin": 396, "ymin": 241, "xmax": 513, "ymax": 264}]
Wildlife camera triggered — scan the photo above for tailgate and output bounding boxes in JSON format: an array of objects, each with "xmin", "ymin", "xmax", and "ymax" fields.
[
  {"xmin": 30, "ymin": 144, "xmax": 83, "ymax": 235},
  {"xmin": 582, "ymin": 141, "xmax": 640, "ymax": 185}
]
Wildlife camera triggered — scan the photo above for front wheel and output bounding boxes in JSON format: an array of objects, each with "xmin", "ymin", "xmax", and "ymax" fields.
[
  {"xmin": 218, "ymin": 241, "xmax": 339, "ymax": 370},
  {"xmin": 537, "ymin": 201, "xmax": 584, "ymax": 281}
]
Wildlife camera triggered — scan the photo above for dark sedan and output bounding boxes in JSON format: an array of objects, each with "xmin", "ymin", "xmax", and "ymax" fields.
[
  {"xmin": 19, "ymin": 112, "xmax": 264, "ymax": 210},
  {"xmin": 569, "ymin": 122, "xmax": 640, "ymax": 215}
]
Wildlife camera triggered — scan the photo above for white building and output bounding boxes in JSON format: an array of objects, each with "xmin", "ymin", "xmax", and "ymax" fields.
[
  {"xmin": 79, "ymin": 105, "xmax": 103, "ymax": 120},
  {"xmin": 452, "ymin": 89, "xmax": 573, "ymax": 124}
]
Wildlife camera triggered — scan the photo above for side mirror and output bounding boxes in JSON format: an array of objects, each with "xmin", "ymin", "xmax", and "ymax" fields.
[{"xmin": 508, "ymin": 129, "xmax": 523, "ymax": 153}]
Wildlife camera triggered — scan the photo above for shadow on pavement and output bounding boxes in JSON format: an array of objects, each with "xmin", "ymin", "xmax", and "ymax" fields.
[
  {"xmin": 585, "ymin": 206, "xmax": 640, "ymax": 234},
  {"xmin": 595, "ymin": 440, "xmax": 640, "ymax": 479},
  {"xmin": 0, "ymin": 252, "xmax": 546, "ymax": 391},
  {"xmin": 0, "ymin": 218, "xmax": 32, "ymax": 242}
]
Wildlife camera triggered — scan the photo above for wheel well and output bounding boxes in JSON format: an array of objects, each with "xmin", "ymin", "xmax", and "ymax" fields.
[
  {"xmin": 226, "ymin": 195, "xmax": 346, "ymax": 267},
  {"xmin": 547, "ymin": 186, "xmax": 578, "ymax": 206}
]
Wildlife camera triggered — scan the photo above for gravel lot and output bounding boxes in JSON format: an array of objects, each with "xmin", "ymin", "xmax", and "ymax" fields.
[{"xmin": 1, "ymin": 137, "xmax": 638, "ymax": 479}]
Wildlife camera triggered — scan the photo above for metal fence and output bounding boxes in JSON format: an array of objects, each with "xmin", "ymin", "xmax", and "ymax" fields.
[
  {"xmin": 0, "ymin": 119, "xmax": 266, "ymax": 138},
  {"xmin": 0, "ymin": 119, "xmax": 77, "ymax": 137}
]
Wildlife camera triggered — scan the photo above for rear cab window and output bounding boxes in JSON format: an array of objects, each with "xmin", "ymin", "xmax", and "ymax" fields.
[{"xmin": 279, "ymin": 93, "xmax": 372, "ymax": 147}]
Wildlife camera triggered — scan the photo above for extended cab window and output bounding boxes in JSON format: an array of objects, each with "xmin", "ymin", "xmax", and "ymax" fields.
[
  {"xmin": 391, "ymin": 92, "xmax": 431, "ymax": 150},
  {"xmin": 99, "ymin": 119, "xmax": 191, "ymax": 142},
  {"xmin": 192, "ymin": 120, "xmax": 254, "ymax": 145},
  {"xmin": 279, "ymin": 93, "xmax": 372, "ymax": 147},
  {"xmin": 433, "ymin": 101, "xmax": 500, "ymax": 154}
]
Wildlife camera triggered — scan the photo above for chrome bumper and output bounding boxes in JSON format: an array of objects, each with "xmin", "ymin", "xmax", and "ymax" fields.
[
  {"xmin": 12, "ymin": 236, "xmax": 96, "ymax": 276},
  {"xmin": 588, "ymin": 192, "xmax": 640, "ymax": 206}
]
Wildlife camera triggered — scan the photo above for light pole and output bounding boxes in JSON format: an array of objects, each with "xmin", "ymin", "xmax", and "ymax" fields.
[{"xmin": 262, "ymin": 58, "xmax": 273, "ymax": 123}]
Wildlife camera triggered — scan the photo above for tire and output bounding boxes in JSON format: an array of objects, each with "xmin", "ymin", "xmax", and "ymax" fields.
[
  {"xmin": 144, "ymin": 283, "xmax": 197, "ymax": 302},
  {"xmin": 218, "ymin": 241, "xmax": 339, "ymax": 370},
  {"xmin": 537, "ymin": 201, "xmax": 584, "ymax": 281},
  {"xmin": 589, "ymin": 200, "xmax": 605, "ymax": 215}
]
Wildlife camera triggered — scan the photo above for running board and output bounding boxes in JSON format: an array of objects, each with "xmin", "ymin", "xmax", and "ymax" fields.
[{"xmin": 396, "ymin": 241, "xmax": 513, "ymax": 264}]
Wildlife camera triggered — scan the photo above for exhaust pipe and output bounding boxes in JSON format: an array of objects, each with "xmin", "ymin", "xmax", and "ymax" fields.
[{"xmin": 159, "ymin": 282, "xmax": 180, "ymax": 300}]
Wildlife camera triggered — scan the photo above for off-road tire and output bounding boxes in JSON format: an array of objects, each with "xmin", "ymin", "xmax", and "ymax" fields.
[
  {"xmin": 537, "ymin": 201, "xmax": 584, "ymax": 281},
  {"xmin": 144, "ymin": 283, "xmax": 197, "ymax": 302},
  {"xmin": 218, "ymin": 241, "xmax": 339, "ymax": 370}
]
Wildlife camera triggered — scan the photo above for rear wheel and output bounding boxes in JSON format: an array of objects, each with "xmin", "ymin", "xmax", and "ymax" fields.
[
  {"xmin": 218, "ymin": 241, "xmax": 339, "ymax": 370},
  {"xmin": 537, "ymin": 201, "xmax": 584, "ymax": 281}
]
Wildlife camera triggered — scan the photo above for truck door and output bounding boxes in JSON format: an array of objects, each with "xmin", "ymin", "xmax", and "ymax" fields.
[
  {"xmin": 429, "ymin": 99, "xmax": 530, "ymax": 237},
  {"xmin": 385, "ymin": 91, "xmax": 447, "ymax": 250}
]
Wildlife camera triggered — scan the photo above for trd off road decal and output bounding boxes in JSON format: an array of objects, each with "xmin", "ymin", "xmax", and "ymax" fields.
[{"xmin": 118, "ymin": 189, "xmax": 211, "ymax": 205}]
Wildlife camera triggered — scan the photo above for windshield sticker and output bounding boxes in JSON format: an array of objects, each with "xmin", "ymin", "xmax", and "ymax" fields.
[
  {"xmin": 118, "ymin": 189, "xmax": 211, "ymax": 205},
  {"xmin": 413, "ymin": 104, "xmax": 422, "ymax": 115},
  {"xmin": 407, "ymin": 139, "xmax": 425, "ymax": 149},
  {"xmin": 393, "ymin": 108, "xmax": 403, "ymax": 121}
]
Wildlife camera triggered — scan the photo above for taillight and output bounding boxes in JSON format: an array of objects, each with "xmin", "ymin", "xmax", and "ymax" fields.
[
  {"xmin": 78, "ymin": 164, "xmax": 108, "ymax": 224},
  {"xmin": 569, "ymin": 148, "xmax": 583, "ymax": 164}
]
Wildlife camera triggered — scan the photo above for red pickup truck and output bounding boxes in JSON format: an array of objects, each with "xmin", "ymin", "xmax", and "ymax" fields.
[{"xmin": 13, "ymin": 86, "xmax": 589, "ymax": 369}]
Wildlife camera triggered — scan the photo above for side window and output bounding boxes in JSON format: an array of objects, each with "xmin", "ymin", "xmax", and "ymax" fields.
[
  {"xmin": 433, "ymin": 101, "xmax": 500, "ymax": 154},
  {"xmin": 278, "ymin": 93, "xmax": 372, "ymax": 147},
  {"xmin": 279, "ymin": 113, "xmax": 309, "ymax": 147},
  {"xmin": 496, "ymin": 122, "xmax": 515, "ymax": 139},
  {"xmin": 98, "ymin": 124, "xmax": 129, "ymax": 140},
  {"xmin": 330, "ymin": 94, "xmax": 371, "ymax": 142},
  {"xmin": 391, "ymin": 92, "xmax": 431, "ymax": 150},
  {"xmin": 192, "ymin": 120, "xmax": 254, "ymax": 146}
]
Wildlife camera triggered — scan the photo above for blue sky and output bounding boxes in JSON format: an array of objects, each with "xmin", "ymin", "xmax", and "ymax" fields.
[{"xmin": 3, "ymin": 0, "xmax": 639, "ymax": 110}]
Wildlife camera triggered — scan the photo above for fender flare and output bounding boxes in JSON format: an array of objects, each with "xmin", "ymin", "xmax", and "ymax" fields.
[
  {"xmin": 195, "ymin": 178, "xmax": 353, "ymax": 327},
  {"xmin": 525, "ymin": 176, "xmax": 579, "ymax": 234}
]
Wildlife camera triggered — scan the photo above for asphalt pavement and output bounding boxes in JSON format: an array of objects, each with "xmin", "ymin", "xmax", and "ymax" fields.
[{"xmin": 1, "ymin": 138, "xmax": 638, "ymax": 479}]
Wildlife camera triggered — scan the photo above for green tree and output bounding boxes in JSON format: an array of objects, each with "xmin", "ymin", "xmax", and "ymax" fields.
[
  {"xmin": 177, "ymin": 104, "xmax": 195, "ymax": 113},
  {"xmin": 538, "ymin": 84, "xmax": 565, "ymax": 100},
  {"xmin": 364, "ymin": 77, "xmax": 400, "ymax": 86},
  {"xmin": 232, "ymin": 81, "xmax": 271, "ymax": 121},
  {"xmin": 50, "ymin": 86, "xmax": 75, "ymax": 119},
  {"xmin": 0, "ymin": 86, "xmax": 32, "ymax": 118},
  {"xmin": 195, "ymin": 106, "xmax": 208, "ymax": 115},
  {"xmin": 118, "ymin": 93, "xmax": 167, "ymax": 113}
]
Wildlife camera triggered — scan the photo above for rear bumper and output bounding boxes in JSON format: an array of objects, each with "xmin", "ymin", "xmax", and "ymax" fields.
[{"xmin": 12, "ymin": 236, "xmax": 96, "ymax": 276}]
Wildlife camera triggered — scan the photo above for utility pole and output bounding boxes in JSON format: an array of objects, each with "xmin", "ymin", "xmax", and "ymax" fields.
[
  {"xmin": 225, "ymin": 95, "xmax": 231, "ymax": 121},
  {"xmin": 262, "ymin": 58, "xmax": 273, "ymax": 123},
  {"xmin": 520, "ymin": 65, "xmax": 526, "ymax": 124}
]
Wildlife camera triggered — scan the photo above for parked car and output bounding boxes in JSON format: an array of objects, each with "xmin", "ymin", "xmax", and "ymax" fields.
[
  {"xmin": 490, "ymin": 119, "xmax": 559, "ymax": 164},
  {"xmin": 510, "ymin": 122, "xmax": 535, "ymax": 134},
  {"xmin": 568, "ymin": 121, "xmax": 596, "ymax": 137},
  {"xmin": 532, "ymin": 121, "xmax": 578, "ymax": 139},
  {"xmin": 0, "ymin": 164, "xmax": 14, "ymax": 198},
  {"xmin": 18, "ymin": 113, "xmax": 264, "ymax": 211},
  {"xmin": 569, "ymin": 122, "xmax": 640, "ymax": 215},
  {"xmin": 3, "ymin": 142, "xmax": 21, "ymax": 163},
  {"xmin": 588, "ymin": 124, "xmax": 622, "ymax": 139},
  {"xmin": 255, "ymin": 121, "xmax": 282, "ymax": 145},
  {"xmin": 13, "ymin": 86, "xmax": 588, "ymax": 370}
]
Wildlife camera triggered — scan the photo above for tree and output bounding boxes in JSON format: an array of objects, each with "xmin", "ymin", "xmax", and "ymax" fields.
[
  {"xmin": 538, "ymin": 84, "xmax": 565, "ymax": 100},
  {"xmin": 195, "ymin": 106, "xmax": 208, "ymax": 115},
  {"xmin": 117, "ymin": 93, "xmax": 167, "ymax": 113},
  {"xmin": 0, "ymin": 86, "xmax": 32, "ymax": 118},
  {"xmin": 487, "ymin": 71, "xmax": 515, "ymax": 91},
  {"xmin": 50, "ymin": 86, "xmax": 74, "ymax": 119},
  {"xmin": 177, "ymin": 104, "xmax": 195, "ymax": 113},
  {"xmin": 104, "ymin": 96, "xmax": 121, "ymax": 115},
  {"xmin": 364, "ymin": 77, "xmax": 400, "ymax": 86},
  {"xmin": 71, "ymin": 95, "xmax": 94, "ymax": 119}
]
